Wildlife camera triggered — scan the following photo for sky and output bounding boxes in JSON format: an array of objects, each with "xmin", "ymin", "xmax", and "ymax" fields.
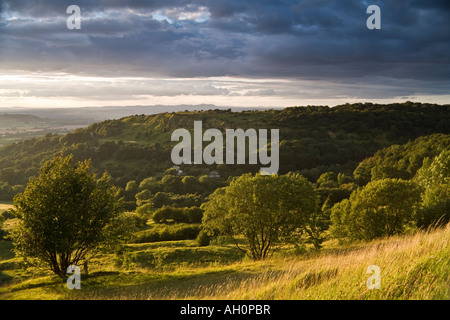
[{"xmin": 0, "ymin": 0, "xmax": 449, "ymax": 109}]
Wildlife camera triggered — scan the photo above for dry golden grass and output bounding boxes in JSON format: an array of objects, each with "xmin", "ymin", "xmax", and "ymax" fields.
[
  {"xmin": 3, "ymin": 223, "xmax": 448, "ymax": 300},
  {"xmin": 0, "ymin": 203, "xmax": 13, "ymax": 211},
  {"xmin": 139, "ymin": 223, "xmax": 449, "ymax": 300}
]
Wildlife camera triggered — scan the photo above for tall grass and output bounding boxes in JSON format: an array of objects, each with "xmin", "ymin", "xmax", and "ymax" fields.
[
  {"xmin": 69, "ymin": 223, "xmax": 449, "ymax": 300},
  {"xmin": 2, "ymin": 224, "xmax": 448, "ymax": 300},
  {"xmin": 184, "ymin": 223, "xmax": 449, "ymax": 300}
]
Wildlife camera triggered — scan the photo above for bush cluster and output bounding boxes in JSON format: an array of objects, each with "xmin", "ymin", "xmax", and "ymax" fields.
[
  {"xmin": 131, "ymin": 224, "xmax": 202, "ymax": 243},
  {"xmin": 152, "ymin": 206, "xmax": 203, "ymax": 224}
]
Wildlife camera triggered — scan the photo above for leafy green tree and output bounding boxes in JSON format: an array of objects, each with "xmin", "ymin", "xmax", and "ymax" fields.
[
  {"xmin": 353, "ymin": 134, "xmax": 450, "ymax": 185},
  {"xmin": 138, "ymin": 177, "xmax": 158, "ymax": 193},
  {"xmin": 164, "ymin": 167, "xmax": 179, "ymax": 176},
  {"xmin": 329, "ymin": 199, "xmax": 352, "ymax": 241},
  {"xmin": 303, "ymin": 206, "xmax": 330, "ymax": 250},
  {"xmin": 134, "ymin": 202, "xmax": 154, "ymax": 227},
  {"xmin": 202, "ymin": 173, "xmax": 318, "ymax": 260},
  {"xmin": 316, "ymin": 172, "xmax": 338, "ymax": 188},
  {"xmin": 9, "ymin": 155, "xmax": 124, "ymax": 277},
  {"xmin": 198, "ymin": 175, "xmax": 221, "ymax": 192},
  {"xmin": 183, "ymin": 206, "xmax": 203, "ymax": 223},
  {"xmin": 160, "ymin": 175, "xmax": 183, "ymax": 194},
  {"xmin": 181, "ymin": 176, "xmax": 204, "ymax": 194},
  {"xmin": 196, "ymin": 229, "xmax": 211, "ymax": 246},
  {"xmin": 0, "ymin": 214, "xmax": 5, "ymax": 240},
  {"xmin": 330, "ymin": 178, "xmax": 422, "ymax": 241},
  {"xmin": 337, "ymin": 173, "xmax": 353, "ymax": 185},
  {"xmin": 353, "ymin": 161, "xmax": 373, "ymax": 185},
  {"xmin": 152, "ymin": 192, "xmax": 173, "ymax": 208},
  {"xmin": 152, "ymin": 206, "xmax": 181, "ymax": 223},
  {"xmin": 123, "ymin": 180, "xmax": 138, "ymax": 203},
  {"xmin": 370, "ymin": 165, "xmax": 409, "ymax": 181},
  {"xmin": 414, "ymin": 150, "xmax": 450, "ymax": 227},
  {"xmin": 125, "ymin": 180, "xmax": 138, "ymax": 193},
  {"xmin": 135, "ymin": 189, "xmax": 153, "ymax": 206}
]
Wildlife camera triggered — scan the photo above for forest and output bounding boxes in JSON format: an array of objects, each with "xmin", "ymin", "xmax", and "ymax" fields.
[{"xmin": 0, "ymin": 101, "xmax": 448, "ymax": 201}]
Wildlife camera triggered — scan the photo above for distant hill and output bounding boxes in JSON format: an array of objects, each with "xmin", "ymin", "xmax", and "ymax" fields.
[
  {"xmin": 0, "ymin": 102, "xmax": 449, "ymax": 200},
  {"xmin": 0, "ymin": 105, "xmax": 270, "ymax": 121},
  {"xmin": 0, "ymin": 113, "xmax": 91, "ymax": 147},
  {"xmin": 0, "ymin": 113, "xmax": 44, "ymax": 123}
]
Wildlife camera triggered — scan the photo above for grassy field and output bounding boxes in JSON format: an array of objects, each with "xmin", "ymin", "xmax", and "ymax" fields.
[
  {"xmin": 0, "ymin": 222, "xmax": 448, "ymax": 300},
  {"xmin": 0, "ymin": 202, "xmax": 13, "ymax": 211}
]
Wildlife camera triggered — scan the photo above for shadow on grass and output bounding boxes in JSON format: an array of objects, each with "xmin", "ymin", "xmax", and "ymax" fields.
[
  {"xmin": 0, "ymin": 270, "xmax": 14, "ymax": 285},
  {"xmin": 0, "ymin": 240, "xmax": 15, "ymax": 260},
  {"xmin": 66, "ymin": 267, "xmax": 262, "ymax": 300}
]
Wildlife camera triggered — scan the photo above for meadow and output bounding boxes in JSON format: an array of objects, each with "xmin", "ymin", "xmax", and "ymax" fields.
[{"xmin": 1, "ymin": 217, "xmax": 448, "ymax": 300}]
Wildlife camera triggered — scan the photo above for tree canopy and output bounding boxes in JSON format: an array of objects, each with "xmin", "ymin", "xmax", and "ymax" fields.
[
  {"xmin": 202, "ymin": 173, "xmax": 318, "ymax": 260},
  {"xmin": 330, "ymin": 178, "xmax": 422, "ymax": 241},
  {"xmin": 10, "ymin": 155, "xmax": 124, "ymax": 277},
  {"xmin": 414, "ymin": 150, "xmax": 450, "ymax": 227}
]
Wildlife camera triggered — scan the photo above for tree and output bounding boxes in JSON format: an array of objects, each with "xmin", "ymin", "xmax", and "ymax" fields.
[
  {"xmin": 196, "ymin": 229, "xmax": 211, "ymax": 246},
  {"xmin": 135, "ymin": 189, "xmax": 153, "ymax": 206},
  {"xmin": 202, "ymin": 173, "xmax": 318, "ymax": 260},
  {"xmin": 0, "ymin": 214, "xmax": 5, "ymax": 240},
  {"xmin": 135, "ymin": 202, "xmax": 154, "ymax": 227},
  {"xmin": 138, "ymin": 177, "xmax": 158, "ymax": 193},
  {"xmin": 370, "ymin": 165, "xmax": 409, "ymax": 181},
  {"xmin": 152, "ymin": 192, "xmax": 173, "ymax": 208},
  {"xmin": 125, "ymin": 180, "xmax": 138, "ymax": 193},
  {"xmin": 316, "ymin": 172, "xmax": 338, "ymax": 188},
  {"xmin": 304, "ymin": 205, "xmax": 331, "ymax": 250},
  {"xmin": 124, "ymin": 180, "xmax": 138, "ymax": 202},
  {"xmin": 10, "ymin": 155, "xmax": 123, "ymax": 277},
  {"xmin": 337, "ymin": 172, "xmax": 353, "ymax": 185},
  {"xmin": 353, "ymin": 161, "xmax": 373, "ymax": 185},
  {"xmin": 164, "ymin": 167, "xmax": 179, "ymax": 176},
  {"xmin": 152, "ymin": 206, "xmax": 181, "ymax": 223},
  {"xmin": 330, "ymin": 178, "xmax": 422, "ymax": 241},
  {"xmin": 181, "ymin": 176, "xmax": 204, "ymax": 194},
  {"xmin": 160, "ymin": 174, "xmax": 182, "ymax": 194},
  {"xmin": 414, "ymin": 150, "xmax": 450, "ymax": 227}
]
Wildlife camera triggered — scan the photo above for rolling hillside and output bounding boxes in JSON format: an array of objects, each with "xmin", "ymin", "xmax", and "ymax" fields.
[
  {"xmin": 0, "ymin": 102, "xmax": 449, "ymax": 301},
  {"xmin": 0, "ymin": 102, "xmax": 448, "ymax": 200}
]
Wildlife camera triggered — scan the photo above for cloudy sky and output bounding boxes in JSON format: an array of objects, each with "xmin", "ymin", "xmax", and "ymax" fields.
[{"xmin": 0, "ymin": 0, "xmax": 449, "ymax": 109}]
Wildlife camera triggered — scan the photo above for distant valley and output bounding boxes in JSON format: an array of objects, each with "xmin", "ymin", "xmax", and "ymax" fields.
[{"xmin": 0, "ymin": 105, "xmax": 274, "ymax": 146}]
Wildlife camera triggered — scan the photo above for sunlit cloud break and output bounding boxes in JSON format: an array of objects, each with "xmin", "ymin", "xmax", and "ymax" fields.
[{"xmin": 0, "ymin": 0, "xmax": 449, "ymax": 108}]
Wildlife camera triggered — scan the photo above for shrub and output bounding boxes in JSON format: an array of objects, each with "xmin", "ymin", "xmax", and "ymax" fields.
[
  {"xmin": 0, "ymin": 209, "xmax": 15, "ymax": 220},
  {"xmin": 152, "ymin": 206, "xmax": 184, "ymax": 223},
  {"xmin": 196, "ymin": 229, "xmax": 211, "ymax": 246},
  {"xmin": 132, "ymin": 224, "xmax": 202, "ymax": 243},
  {"xmin": 183, "ymin": 207, "xmax": 203, "ymax": 223},
  {"xmin": 0, "ymin": 215, "xmax": 5, "ymax": 240},
  {"xmin": 152, "ymin": 206, "xmax": 203, "ymax": 224},
  {"xmin": 152, "ymin": 192, "xmax": 173, "ymax": 208},
  {"xmin": 414, "ymin": 150, "xmax": 450, "ymax": 228},
  {"xmin": 330, "ymin": 178, "xmax": 422, "ymax": 241},
  {"xmin": 120, "ymin": 211, "xmax": 147, "ymax": 229}
]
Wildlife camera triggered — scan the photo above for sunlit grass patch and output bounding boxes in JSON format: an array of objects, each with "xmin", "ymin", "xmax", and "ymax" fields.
[{"xmin": 0, "ymin": 224, "xmax": 448, "ymax": 300}]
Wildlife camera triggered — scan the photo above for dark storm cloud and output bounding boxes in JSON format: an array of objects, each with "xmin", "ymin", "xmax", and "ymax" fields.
[
  {"xmin": 1, "ymin": 0, "xmax": 191, "ymax": 17},
  {"xmin": 1, "ymin": 0, "xmax": 449, "ymax": 98}
]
